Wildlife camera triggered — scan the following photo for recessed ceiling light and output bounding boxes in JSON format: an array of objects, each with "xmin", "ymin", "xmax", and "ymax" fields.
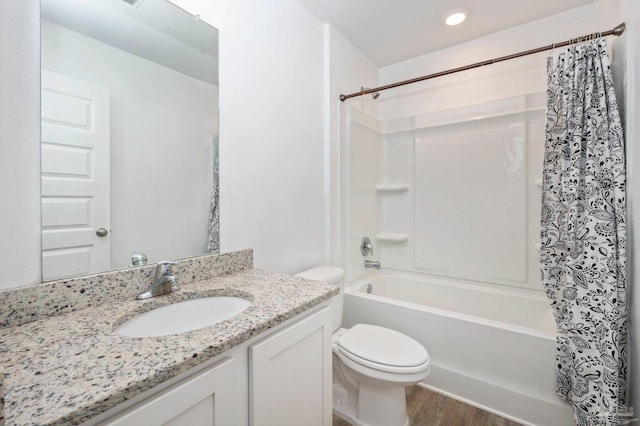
[{"xmin": 444, "ymin": 9, "xmax": 468, "ymax": 26}]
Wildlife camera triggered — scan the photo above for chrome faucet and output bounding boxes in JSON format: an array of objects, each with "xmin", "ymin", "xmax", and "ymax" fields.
[
  {"xmin": 364, "ymin": 260, "xmax": 381, "ymax": 269},
  {"xmin": 136, "ymin": 261, "xmax": 178, "ymax": 300}
]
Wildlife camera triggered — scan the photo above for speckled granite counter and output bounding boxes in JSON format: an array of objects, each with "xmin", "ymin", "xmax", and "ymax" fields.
[
  {"xmin": 0, "ymin": 249, "xmax": 254, "ymax": 329},
  {"xmin": 0, "ymin": 268, "xmax": 338, "ymax": 425}
]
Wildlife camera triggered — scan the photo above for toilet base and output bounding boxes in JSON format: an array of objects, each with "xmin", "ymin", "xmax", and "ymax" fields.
[{"xmin": 332, "ymin": 380, "xmax": 410, "ymax": 426}]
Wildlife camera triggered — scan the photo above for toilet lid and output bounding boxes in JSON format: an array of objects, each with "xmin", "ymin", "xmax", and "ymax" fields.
[
  {"xmin": 336, "ymin": 324, "xmax": 429, "ymax": 372},
  {"xmin": 294, "ymin": 266, "xmax": 345, "ymax": 284}
]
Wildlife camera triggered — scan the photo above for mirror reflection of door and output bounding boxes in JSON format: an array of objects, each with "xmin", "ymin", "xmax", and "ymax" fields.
[
  {"xmin": 40, "ymin": 0, "xmax": 219, "ymax": 282},
  {"xmin": 41, "ymin": 71, "xmax": 111, "ymax": 281}
]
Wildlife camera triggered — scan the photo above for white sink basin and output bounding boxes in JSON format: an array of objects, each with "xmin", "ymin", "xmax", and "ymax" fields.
[{"xmin": 116, "ymin": 297, "xmax": 251, "ymax": 338}]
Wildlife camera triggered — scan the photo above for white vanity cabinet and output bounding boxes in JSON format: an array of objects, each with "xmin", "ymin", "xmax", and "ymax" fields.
[
  {"xmin": 94, "ymin": 304, "xmax": 332, "ymax": 426},
  {"xmin": 102, "ymin": 357, "xmax": 235, "ymax": 426},
  {"xmin": 249, "ymin": 306, "xmax": 332, "ymax": 426}
]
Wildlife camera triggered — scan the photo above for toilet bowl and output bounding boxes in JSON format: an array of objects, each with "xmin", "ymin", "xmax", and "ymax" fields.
[{"xmin": 295, "ymin": 266, "xmax": 431, "ymax": 426}]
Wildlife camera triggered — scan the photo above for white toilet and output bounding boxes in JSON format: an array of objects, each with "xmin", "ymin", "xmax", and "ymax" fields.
[{"xmin": 295, "ymin": 266, "xmax": 430, "ymax": 426}]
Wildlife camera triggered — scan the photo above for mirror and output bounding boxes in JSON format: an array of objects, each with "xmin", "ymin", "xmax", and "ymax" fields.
[{"xmin": 40, "ymin": 0, "xmax": 219, "ymax": 281}]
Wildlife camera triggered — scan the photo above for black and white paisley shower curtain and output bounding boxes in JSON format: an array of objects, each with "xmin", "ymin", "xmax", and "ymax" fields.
[{"xmin": 540, "ymin": 38, "xmax": 628, "ymax": 425}]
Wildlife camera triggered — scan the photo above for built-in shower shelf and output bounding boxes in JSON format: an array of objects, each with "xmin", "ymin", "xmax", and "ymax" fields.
[
  {"xmin": 376, "ymin": 183, "xmax": 410, "ymax": 193},
  {"xmin": 376, "ymin": 233, "xmax": 410, "ymax": 243}
]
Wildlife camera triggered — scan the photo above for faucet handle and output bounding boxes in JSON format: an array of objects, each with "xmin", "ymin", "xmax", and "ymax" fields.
[
  {"xmin": 155, "ymin": 260, "xmax": 176, "ymax": 276},
  {"xmin": 361, "ymin": 236, "xmax": 374, "ymax": 256},
  {"xmin": 130, "ymin": 252, "xmax": 148, "ymax": 267}
]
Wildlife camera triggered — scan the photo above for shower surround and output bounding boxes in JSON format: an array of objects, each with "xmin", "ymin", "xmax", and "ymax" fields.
[{"xmin": 343, "ymin": 92, "xmax": 547, "ymax": 289}]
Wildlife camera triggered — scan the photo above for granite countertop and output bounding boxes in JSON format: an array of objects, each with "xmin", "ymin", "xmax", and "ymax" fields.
[{"xmin": 0, "ymin": 269, "xmax": 338, "ymax": 426}]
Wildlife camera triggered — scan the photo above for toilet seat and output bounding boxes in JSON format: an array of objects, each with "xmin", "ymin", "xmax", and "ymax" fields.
[{"xmin": 335, "ymin": 324, "xmax": 430, "ymax": 374}]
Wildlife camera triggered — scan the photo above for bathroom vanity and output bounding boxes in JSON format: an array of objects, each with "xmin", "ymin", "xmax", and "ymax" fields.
[
  {"xmin": 0, "ymin": 250, "xmax": 338, "ymax": 425},
  {"xmin": 99, "ymin": 306, "xmax": 332, "ymax": 426}
]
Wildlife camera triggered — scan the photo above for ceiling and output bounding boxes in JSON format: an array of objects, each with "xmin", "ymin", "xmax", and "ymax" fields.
[{"xmin": 298, "ymin": 0, "xmax": 595, "ymax": 67}]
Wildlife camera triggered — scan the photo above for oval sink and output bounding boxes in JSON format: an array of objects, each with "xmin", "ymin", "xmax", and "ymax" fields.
[{"xmin": 116, "ymin": 297, "xmax": 251, "ymax": 338}]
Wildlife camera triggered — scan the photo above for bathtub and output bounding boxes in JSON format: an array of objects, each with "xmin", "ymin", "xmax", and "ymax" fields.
[{"xmin": 342, "ymin": 270, "xmax": 574, "ymax": 426}]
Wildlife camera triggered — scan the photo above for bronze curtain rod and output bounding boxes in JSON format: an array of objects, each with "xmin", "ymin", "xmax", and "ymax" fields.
[{"xmin": 339, "ymin": 23, "xmax": 626, "ymax": 102}]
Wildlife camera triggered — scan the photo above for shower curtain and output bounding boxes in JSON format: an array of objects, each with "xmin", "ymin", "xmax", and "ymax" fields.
[
  {"xmin": 540, "ymin": 38, "xmax": 628, "ymax": 425},
  {"xmin": 207, "ymin": 155, "xmax": 220, "ymax": 253}
]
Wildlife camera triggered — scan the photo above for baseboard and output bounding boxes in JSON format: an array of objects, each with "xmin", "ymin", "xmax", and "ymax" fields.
[{"xmin": 420, "ymin": 365, "xmax": 574, "ymax": 426}]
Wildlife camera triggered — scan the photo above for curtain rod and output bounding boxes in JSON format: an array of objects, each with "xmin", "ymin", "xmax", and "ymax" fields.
[{"xmin": 339, "ymin": 23, "xmax": 626, "ymax": 102}]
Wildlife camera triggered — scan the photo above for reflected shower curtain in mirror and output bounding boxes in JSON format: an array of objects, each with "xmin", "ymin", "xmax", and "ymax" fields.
[
  {"xmin": 540, "ymin": 38, "xmax": 627, "ymax": 425},
  {"xmin": 207, "ymin": 155, "xmax": 220, "ymax": 253}
]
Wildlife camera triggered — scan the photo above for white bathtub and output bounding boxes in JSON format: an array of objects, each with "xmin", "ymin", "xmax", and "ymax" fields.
[{"xmin": 342, "ymin": 270, "xmax": 574, "ymax": 426}]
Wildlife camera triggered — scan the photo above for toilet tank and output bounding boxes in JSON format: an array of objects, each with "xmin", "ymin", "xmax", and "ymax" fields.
[{"xmin": 294, "ymin": 266, "xmax": 344, "ymax": 332}]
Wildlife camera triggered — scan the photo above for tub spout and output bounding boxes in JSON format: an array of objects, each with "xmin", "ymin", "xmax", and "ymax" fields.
[{"xmin": 364, "ymin": 260, "xmax": 381, "ymax": 269}]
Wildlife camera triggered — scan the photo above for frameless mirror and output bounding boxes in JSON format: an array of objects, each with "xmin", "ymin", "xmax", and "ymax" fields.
[{"xmin": 40, "ymin": 0, "xmax": 219, "ymax": 281}]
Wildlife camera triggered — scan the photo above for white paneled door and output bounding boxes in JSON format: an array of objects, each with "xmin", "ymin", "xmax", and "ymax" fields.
[{"xmin": 41, "ymin": 70, "xmax": 110, "ymax": 281}]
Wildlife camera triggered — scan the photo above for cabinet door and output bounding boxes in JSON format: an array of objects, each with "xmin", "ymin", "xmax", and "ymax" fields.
[
  {"xmin": 249, "ymin": 306, "xmax": 332, "ymax": 426},
  {"xmin": 104, "ymin": 357, "xmax": 234, "ymax": 426}
]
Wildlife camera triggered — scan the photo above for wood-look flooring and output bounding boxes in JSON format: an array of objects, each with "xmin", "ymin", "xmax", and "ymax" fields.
[{"xmin": 333, "ymin": 386, "xmax": 522, "ymax": 426}]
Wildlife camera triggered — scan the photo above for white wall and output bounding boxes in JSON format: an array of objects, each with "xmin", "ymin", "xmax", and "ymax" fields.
[
  {"xmin": 42, "ymin": 21, "xmax": 218, "ymax": 270},
  {"xmin": 0, "ymin": 1, "xmax": 41, "ymax": 289},
  {"xmin": 169, "ymin": 0, "xmax": 326, "ymax": 275}
]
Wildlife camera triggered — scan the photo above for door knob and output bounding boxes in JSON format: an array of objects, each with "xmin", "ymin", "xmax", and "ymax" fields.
[{"xmin": 96, "ymin": 228, "xmax": 109, "ymax": 237}]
